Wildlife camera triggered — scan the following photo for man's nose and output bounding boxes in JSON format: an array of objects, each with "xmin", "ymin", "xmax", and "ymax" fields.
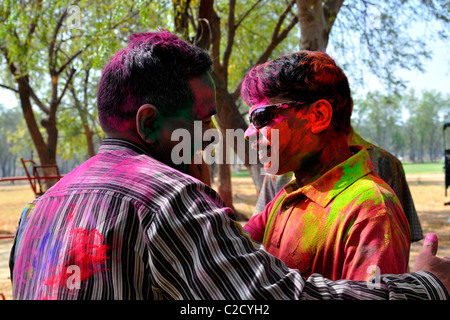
[{"xmin": 244, "ymin": 123, "xmax": 258, "ymax": 141}]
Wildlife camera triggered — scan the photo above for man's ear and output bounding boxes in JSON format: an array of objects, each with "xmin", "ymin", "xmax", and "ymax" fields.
[
  {"xmin": 136, "ymin": 104, "xmax": 160, "ymax": 144},
  {"xmin": 310, "ymin": 99, "xmax": 333, "ymax": 134}
]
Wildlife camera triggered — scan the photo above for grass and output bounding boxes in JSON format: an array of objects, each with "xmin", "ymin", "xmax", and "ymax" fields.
[
  {"xmin": 402, "ymin": 161, "xmax": 445, "ymax": 174},
  {"xmin": 231, "ymin": 169, "xmax": 251, "ymax": 178},
  {"xmin": 231, "ymin": 162, "xmax": 446, "ymax": 177}
]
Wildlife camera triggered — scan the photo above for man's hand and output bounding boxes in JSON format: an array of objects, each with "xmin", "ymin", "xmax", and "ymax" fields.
[
  {"xmin": 413, "ymin": 233, "xmax": 450, "ymax": 294},
  {"xmin": 185, "ymin": 153, "xmax": 211, "ymax": 186}
]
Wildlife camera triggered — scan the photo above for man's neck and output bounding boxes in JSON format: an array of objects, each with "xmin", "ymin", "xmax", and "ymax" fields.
[
  {"xmin": 293, "ymin": 132, "xmax": 352, "ymax": 187},
  {"xmin": 105, "ymin": 132, "xmax": 156, "ymax": 156}
]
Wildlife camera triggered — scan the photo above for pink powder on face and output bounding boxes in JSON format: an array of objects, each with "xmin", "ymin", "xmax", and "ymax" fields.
[{"xmin": 189, "ymin": 74, "xmax": 216, "ymax": 120}]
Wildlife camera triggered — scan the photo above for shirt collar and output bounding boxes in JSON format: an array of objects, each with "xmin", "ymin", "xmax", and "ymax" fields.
[
  {"xmin": 347, "ymin": 127, "xmax": 373, "ymax": 150},
  {"xmin": 98, "ymin": 138, "xmax": 153, "ymax": 157},
  {"xmin": 284, "ymin": 145, "xmax": 374, "ymax": 208}
]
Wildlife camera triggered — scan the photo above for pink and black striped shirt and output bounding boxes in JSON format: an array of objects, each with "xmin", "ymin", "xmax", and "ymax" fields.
[{"xmin": 9, "ymin": 138, "xmax": 448, "ymax": 300}]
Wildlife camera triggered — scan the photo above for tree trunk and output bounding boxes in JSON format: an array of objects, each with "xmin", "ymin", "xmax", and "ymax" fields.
[
  {"xmin": 16, "ymin": 77, "xmax": 50, "ymax": 165},
  {"xmin": 209, "ymin": 8, "xmax": 265, "ymax": 196},
  {"xmin": 70, "ymin": 83, "xmax": 96, "ymax": 159},
  {"xmin": 216, "ymin": 126, "xmax": 234, "ymax": 210},
  {"xmin": 297, "ymin": 0, "xmax": 344, "ymax": 51},
  {"xmin": 11, "ymin": 67, "xmax": 59, "ymax": 190},
  {"xmin": 211, "ymin": 71, "xmax": 264, "ymax": 191},
  {"xmin": 0, "ymin": 156, "xmax": 6, "ymax": 177},
  {"xmin": 174, "ymin": 0, "xmax": 191, "ymax": 40},
  {"xmin": 174, "ymin": 0, "xmax": 304, "ymax": 207},
  {"xmin": 297, "ymin": 0, "xmax": 328, "ymax": 51},
  {"xmin": 84, "ymin": 124, "xmax": 96, "ymax": 158}
]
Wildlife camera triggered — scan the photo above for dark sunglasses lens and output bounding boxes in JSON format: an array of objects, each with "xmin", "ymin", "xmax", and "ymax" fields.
[{"xmin": 251, "ymin": 108, "xmax": 273, "ymax": 129}]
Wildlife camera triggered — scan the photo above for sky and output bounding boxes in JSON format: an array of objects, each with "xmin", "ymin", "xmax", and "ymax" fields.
[
  {"xmin": 395, "ymin": 41, "xmax": 449, "ymax": 94},
  {"xmin": 364, "ymin": 24, "xmax": 450, "ymax": 97}
]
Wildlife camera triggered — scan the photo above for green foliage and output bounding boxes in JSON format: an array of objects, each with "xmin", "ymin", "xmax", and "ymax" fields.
[
  {"xmin": 1, "ymin": 0, "xmax": 449, "ymax": 169},
  {"xmin": 216, "ymin": 0, "xmax": 298, "ymax": 90},
  {"xmin": 353, "ymin": 89, "xmax": 450, "ymax": 162},
  {"xmin": 0, "ymin": 0, "xmax": 156, "ymax": 167},
  {"xmin": 353, "ymin": 91, "xmax": 402, "ymax": 147},
  {"xmin": 0, "ymin": 105, "xmax": 35, "ymax": 159}
]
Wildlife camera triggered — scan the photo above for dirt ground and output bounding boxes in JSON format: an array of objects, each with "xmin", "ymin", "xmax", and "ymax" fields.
[{"xmin": 1, "ymin": 173, "xmax": 449, "ymax": 300}]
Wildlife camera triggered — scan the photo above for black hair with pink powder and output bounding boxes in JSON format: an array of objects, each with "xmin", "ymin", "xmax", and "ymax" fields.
[{"xmin": 97, "ymin": 30, "xmax": 212, "ymax": 133}]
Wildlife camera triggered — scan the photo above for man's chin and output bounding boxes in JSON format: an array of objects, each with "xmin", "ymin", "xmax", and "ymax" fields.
[{"xmin": 263, "ymin": 161, "xmax": 281, "ymax": 175}]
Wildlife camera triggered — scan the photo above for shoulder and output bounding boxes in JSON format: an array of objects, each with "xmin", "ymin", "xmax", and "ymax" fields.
[
  {"xmin": 117, "ymin": 154, "xmax": 226, "ymax": 208},
  {"xmin": 55, "ymin": 150, "xmax": 224, "ymax": 213},
  {"xmin": 368, "ymin": 146, "xmax": 406, "ymax": 176},
  {"xmin": 341, "ymin": 172, "xmax": 402, "ymax": 213}
]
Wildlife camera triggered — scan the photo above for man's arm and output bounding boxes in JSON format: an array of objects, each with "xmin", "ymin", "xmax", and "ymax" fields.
[
  {"xmin": 145, "ymin": 177, "xmax": 448, "ymax": 300},
  {"xmin": 341, "ymin": 206, "xmax": 411, "ymax": 281}
]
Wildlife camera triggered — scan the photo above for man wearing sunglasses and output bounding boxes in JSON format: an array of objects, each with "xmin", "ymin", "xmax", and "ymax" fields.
[
  {"xmin": 242, "ymin": 51, "xmax": 411, "ymax": 281},
  {"xmin": 252, "ymin": 128, "xmax": 423, "ymax": 246}
]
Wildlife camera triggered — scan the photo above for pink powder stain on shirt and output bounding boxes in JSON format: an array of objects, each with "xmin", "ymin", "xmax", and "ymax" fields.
[
  {"xmin": 41, "ymin": 228, "xmax": 110, "ymax": 299},
  {"xmin": 66, "ymin": 228, "xmax": 110, "ymax": 280}
]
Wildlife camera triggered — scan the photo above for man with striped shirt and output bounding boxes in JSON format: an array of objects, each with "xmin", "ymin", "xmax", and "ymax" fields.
[{"xmin": 10, "ymin": 31, "xmax": 449, "ymax": 300}]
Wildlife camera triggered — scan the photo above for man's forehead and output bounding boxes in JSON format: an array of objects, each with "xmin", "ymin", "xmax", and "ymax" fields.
[{"xmin": 248, "ymin": 97, "xmax": 275, "ymax": 114}]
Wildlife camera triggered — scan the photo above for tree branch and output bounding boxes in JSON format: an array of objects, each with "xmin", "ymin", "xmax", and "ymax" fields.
[
  {"xmin": 210, "ymin": 9, "xmax": 223, "ymax": 75},
  {"xmin": 2, "ymin": 45, "xmax": 50, "ymax": 114},
  {"xmin": 235, "ymin": 0, "xmax": 262, "ymax": 29},
  {"xmin": 0, "ymin": 83, "xmax": 18, "ymax": 93},
  {"xmin": 108, "ymin": 7, "xmax": 141, "ymax": 31},
  {"xmin": 271, "ymin": 0, "xmax": 296, "ymax": 43},
  {"xmin": 49, "ymin": 9, "xmax": 69, "ymax": 73},
  {"xmin": 222, "ymin": 0, "xmax": 237, "ymax": 74},
  {"xmin": 26, "ymin": 0, "xmax": 43, "ymax": 44},
  {"xmin": 29, "ymin": 85, "xmax": 50, "ymax": 115},
  {"xmin": 56, "ymin": 49, "xmax": 83, "ymax": 75},
  {"xmin": 323, "ymin": 0, "xmax": 345, "ymax": 33},
  {"xmin": 194, "ymin": 0, "xmax": 214, "ymax": 50},
  {"xmin": 221, "ymin": 0, "xmax": 263, "ymax": 79},
  {"xmin": 56, "ymin": 68, "xmax": 76, "ymax": 107},
  {"xmin": 231, "ymin": 1, "xmax": 298, "ymax": 101}
]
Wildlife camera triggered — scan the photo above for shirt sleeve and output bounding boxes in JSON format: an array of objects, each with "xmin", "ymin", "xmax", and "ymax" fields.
[
  {"xmin": 143, "ymin": 176, "xmax": 447, "ymax": 300},
  {"xmin": 342, "ymin": 204, "xmax": 411, "ymax": 281},
  {"xmin": 253, "ymin": 173, "xmax": 293, "ymax": 215},
  {"xmin": 253, "ymin": 175, "xmax": 278, "ymax": 215},
  {"xmin": 9, "ymin": 201, "xmax": 37, "ymax": 282},
  {"xmin": 243, "ymin": 203, "xmax": 273, "ymax": 243}
]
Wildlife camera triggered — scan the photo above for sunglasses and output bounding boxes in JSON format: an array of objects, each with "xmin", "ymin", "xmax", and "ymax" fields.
[{"xmin": 249, "ymin": 101, "xmax": 308, "ymax": 129}]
